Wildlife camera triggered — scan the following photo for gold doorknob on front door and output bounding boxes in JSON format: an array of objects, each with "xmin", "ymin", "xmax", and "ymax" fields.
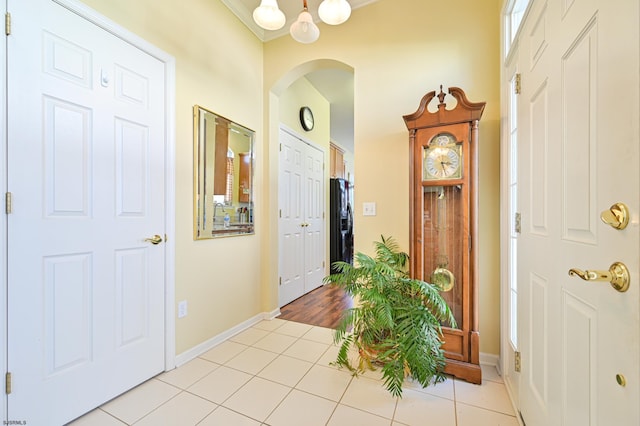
[
  {"xmin": 144, "ymin": 234, "xmax": 163, "ymax": 245},
  {"xmin": 568, "ymin": 261, "xmax": 630, "ymax": 292},
  {"xmin": 600, "ymin": 202, "xmax": 629, "ymax": 230}
]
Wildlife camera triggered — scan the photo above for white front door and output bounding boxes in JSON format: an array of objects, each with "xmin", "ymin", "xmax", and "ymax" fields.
[
  {"xmin": 7, "ymin": 1, "xmax": 167, "ymax": 424},
  {"xmin": 514, "ymin": 0, "xmax": 639, "ymax": 424},
  {"xmin": 279, "ymin": 128, "xmax": 325, "ymax": 307}
]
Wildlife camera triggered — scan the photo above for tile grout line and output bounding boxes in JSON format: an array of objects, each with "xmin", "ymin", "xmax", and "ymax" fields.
[
  {"xmin": 453, "ymin": 377, "xmax": 459, "ymax": 426},
  {"xmin": 128, "ymin": 388, "xmax": 216, "ymax": 426},
  {"xmin": 96, "ymin": 407, "xmax": 129, "ymax": 426},
  {"xmin": 252, "ymin": 329, "xmax": 317, "ymax": 424},
  {"xmin": 455, "ymin": 400, "xmax": 520, "ymax": 418},
  {"xmin": 206, "ymin": 323, "xmax": 332, "ymax": 424}
]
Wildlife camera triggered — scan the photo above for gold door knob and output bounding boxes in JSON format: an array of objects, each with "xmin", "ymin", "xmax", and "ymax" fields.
[
  {"xmin": 568, "ymin": 261, "xmax": 630, "ymax": 292},
  {"xmin": 144, "ymin": 234, "xmax": 163, "ymax": 245},
  {"xmin": 600, "ymin": 203, "xmax": 629, "ymax": 230}
]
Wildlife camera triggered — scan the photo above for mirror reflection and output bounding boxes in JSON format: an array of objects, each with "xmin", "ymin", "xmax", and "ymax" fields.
[{"xmin": 194, "ymin": 105, "xmax": 254, "ymax": 239}]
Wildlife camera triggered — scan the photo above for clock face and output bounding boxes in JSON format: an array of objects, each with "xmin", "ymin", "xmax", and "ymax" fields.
[
  {"xmin": 423, "ymin": 133, "xmax": 461, "ymax": 180},
  {"xmin": 300, "ymin": 106, "xmax": 314, "ymax": 131}
]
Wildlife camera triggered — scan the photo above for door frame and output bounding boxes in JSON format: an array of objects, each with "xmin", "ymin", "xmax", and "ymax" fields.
[
  {"xmin": 1, "ymin": 0, "xmax": 177, "ymax": 419},
  {"xmin": 499, "ymin": 0, "xmax": 533, "ymax": 416}
]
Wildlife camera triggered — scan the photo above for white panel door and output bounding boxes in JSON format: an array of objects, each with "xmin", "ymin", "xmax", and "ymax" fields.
[
  {"xmin": 7, "ymin": 0, "xmax": 166, "ymax": 424},
  {"xmin": 279, "ymin": 129, "xmax": 306, "ymax": 306},
  {"xmin": 515, "ymin": 0, "xmax": 639, "ymax": 424},
  {"xmin": 278, "ymin": 128, "xmax": 325, "ymax": 307},
  {"xmin": 302, "ymin": 141, "xmax": 325, "ymax": 294}
]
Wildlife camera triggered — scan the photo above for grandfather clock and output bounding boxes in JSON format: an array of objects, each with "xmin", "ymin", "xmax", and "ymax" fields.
[{"xmin": 403, "ymin": 86, "xmax": 485, "ymax": 384}]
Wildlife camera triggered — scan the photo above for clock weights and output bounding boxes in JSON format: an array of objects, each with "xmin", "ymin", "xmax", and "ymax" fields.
[{"xmin": 403, "ymin": 86, "xmax": 485, "ymax": 384}]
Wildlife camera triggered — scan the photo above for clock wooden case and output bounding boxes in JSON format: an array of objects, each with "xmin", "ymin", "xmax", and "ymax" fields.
[{"xmin": 403, "ymin": 86, "xmax": 485, "ymax": 384}]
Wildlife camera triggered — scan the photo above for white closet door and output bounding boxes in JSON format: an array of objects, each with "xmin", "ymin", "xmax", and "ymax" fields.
[
  {"xmin": 302, "ymin": 141, "xmax": 325, "ymax": 294},
  {"xmin": 278, "ymin": 128, "xmax": 325, "ymax": 307}
]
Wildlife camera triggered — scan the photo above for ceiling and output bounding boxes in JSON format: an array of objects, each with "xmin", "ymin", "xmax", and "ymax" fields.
[{"xmin": 220, "ymin": 0, "xmax": 380, "ymax": 152}]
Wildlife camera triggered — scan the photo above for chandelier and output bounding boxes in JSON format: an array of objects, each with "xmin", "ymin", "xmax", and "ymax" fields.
[{"xmin": 253, "ymin": 0, "xmax": 352, "ymax": 44}]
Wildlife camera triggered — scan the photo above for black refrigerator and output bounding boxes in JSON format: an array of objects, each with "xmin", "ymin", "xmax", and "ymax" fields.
[{"xmin": 329, "ymin": 178, "xmax": 353, "ymax": 272}]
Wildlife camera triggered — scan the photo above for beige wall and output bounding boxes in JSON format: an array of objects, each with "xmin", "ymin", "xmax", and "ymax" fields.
[
  {"xmin": 79, "ymin": 0, "xmax": 503, "ymax": 357},
  {"xmin": 263, "ymin": 0, "xmax": 502, "ymax": 355},
  {"xmin": 79, "ymin": 0, "xmax": 266, "ymax": 355},
  {"xmin": 280, "ymin": 78, "xmax": 331, "ymax": 147}
]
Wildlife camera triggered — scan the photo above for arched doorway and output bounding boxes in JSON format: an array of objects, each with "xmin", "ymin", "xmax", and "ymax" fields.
[{"xmin": 263, "ymin": 59, "xmax": 354, "ymax": 311}]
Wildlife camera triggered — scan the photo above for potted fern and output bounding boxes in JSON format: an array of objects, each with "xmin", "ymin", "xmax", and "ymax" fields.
[{"xmin": 324, "ymin": 236, "xmax": 455, "ymax": 397}]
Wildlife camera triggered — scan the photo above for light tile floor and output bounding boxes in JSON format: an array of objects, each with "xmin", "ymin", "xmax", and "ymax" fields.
[{"xmin": 69, "ymin": 319, "xmax": 519, "ymax": 426}]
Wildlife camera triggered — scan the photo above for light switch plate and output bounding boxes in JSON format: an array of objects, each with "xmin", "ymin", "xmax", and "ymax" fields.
[
  {"xmin": 178, "ymin": 300, "xmax": 188, "ymax": 318},
  {"xmin": 363, "ymin": 202, "xmax": 377, "ymax": 216}
]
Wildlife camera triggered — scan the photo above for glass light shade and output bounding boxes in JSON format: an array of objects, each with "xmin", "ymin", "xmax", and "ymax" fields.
[
  {"xmin": 318, "ymin": 0, "xmax": 351, "ymax": 25},
  {"xmin": 253, "ymin": 0, "xmax": 286, "ymax": 31},
  {"xmin": 290, "ymin": 10, "xmax": 320, "ymax": 43}
]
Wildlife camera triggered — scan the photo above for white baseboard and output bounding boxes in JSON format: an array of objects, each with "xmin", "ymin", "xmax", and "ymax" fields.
[
  {"xmin": 174, "ymin": 310, "xmax": 280, "ymax": 367},
  {"xmin": 479, "ymin": 352, "xmax": 500, "ymax": 368},
  {"xmin": 267, "ymin": 308, "xmax": 282, "ymax": 319}
]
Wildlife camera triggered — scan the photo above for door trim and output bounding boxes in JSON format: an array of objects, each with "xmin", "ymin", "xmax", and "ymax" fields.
[
  {"xmin": 1, "ymin": 1, "xmax": 7, "ymax": 420},
  {"xmin": 1, "ymin": 1, "xmax": 177, "ymax": 420}
]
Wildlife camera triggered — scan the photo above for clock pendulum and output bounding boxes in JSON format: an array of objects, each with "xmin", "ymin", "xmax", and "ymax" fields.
[{"xmin": 431, "ymin": 187, "xmax": 455, "ymax": 292}]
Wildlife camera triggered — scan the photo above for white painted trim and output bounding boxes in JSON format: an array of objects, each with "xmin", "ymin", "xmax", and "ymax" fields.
[
  {"xmin": 0, "ymin": 1, "xmax": 7, "ymax": 421},
  {"xmin": 174, "ymin": 311, "xmax": 279, "ymax": 367},
  {"xmin": 163, "ymin": 60, "xmax": 177, "ymax": 371},
  {"xmin": 479, "ymin": 352, "xmax": 500, "ymax": 368},
  {"xmin": 503, "ymin": 371, "xmax": 526, "ymax": 426},
  {"xmin": 266, "ymin": 308, "xmax": 282, "ymax": 319},
  {"xmin": 47, "ymin": 0, "xmax": 178, "ymax": 370}
]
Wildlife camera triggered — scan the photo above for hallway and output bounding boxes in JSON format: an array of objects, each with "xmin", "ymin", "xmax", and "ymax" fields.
[{"xmin": 70, "ymin": 319, "xmax": 517, "ymax": 426}]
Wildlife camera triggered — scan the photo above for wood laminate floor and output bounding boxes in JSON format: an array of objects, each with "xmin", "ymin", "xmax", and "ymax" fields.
[{"xmin": 277, "ymin": 284, "xmax": 354, "ymax": 329}]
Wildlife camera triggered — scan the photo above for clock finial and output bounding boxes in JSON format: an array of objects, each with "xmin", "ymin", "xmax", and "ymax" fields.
[{"xmin": 437, "ymin": 85, "xmax": 446, "ymax": 105}]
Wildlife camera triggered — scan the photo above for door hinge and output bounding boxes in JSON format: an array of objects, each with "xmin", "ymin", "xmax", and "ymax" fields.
[
  {"xmin": 323, "ymin": 261, "xmax": 325, "ymax": 268},
  {"xmin": 5, "ymin": 192, "xmax": 12, "ymax": 214},
  {"xmin": 5, "ymin": 372, "xmax": 12, "ymax": 394},
  {"xmin": 279, "ymin": 143, "xmax": 282, "ymax": 152},
  {"xmin": 514, "ymin": 73, "xmax": 521, "ymax": 95},
  {"xmin": 5, "ymin": 12, "xmax": 11, "ymax": 36},
  {"xmin": 515, "ymin": 212, "xmax": 521, "ymax": 234},
  {"xmin": 279, "ymin": 209, "xmax": 282, "ymax": 218},
  {"xmin": 279, "ymin": 277, "xmax": 282, "ymax": 286},
  {"xmin": 515, "ymin": 351, "xmax": 521, "ymax": 372}
]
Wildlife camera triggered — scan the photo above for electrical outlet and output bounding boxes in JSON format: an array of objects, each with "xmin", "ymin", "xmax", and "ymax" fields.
[
  {"xmin": 178, "ymin": 300, "xmax": 188, "ymax": 318},
  {"xmin": 363, "ymin": 202, "xmax": 377, "ymax": 216}
]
